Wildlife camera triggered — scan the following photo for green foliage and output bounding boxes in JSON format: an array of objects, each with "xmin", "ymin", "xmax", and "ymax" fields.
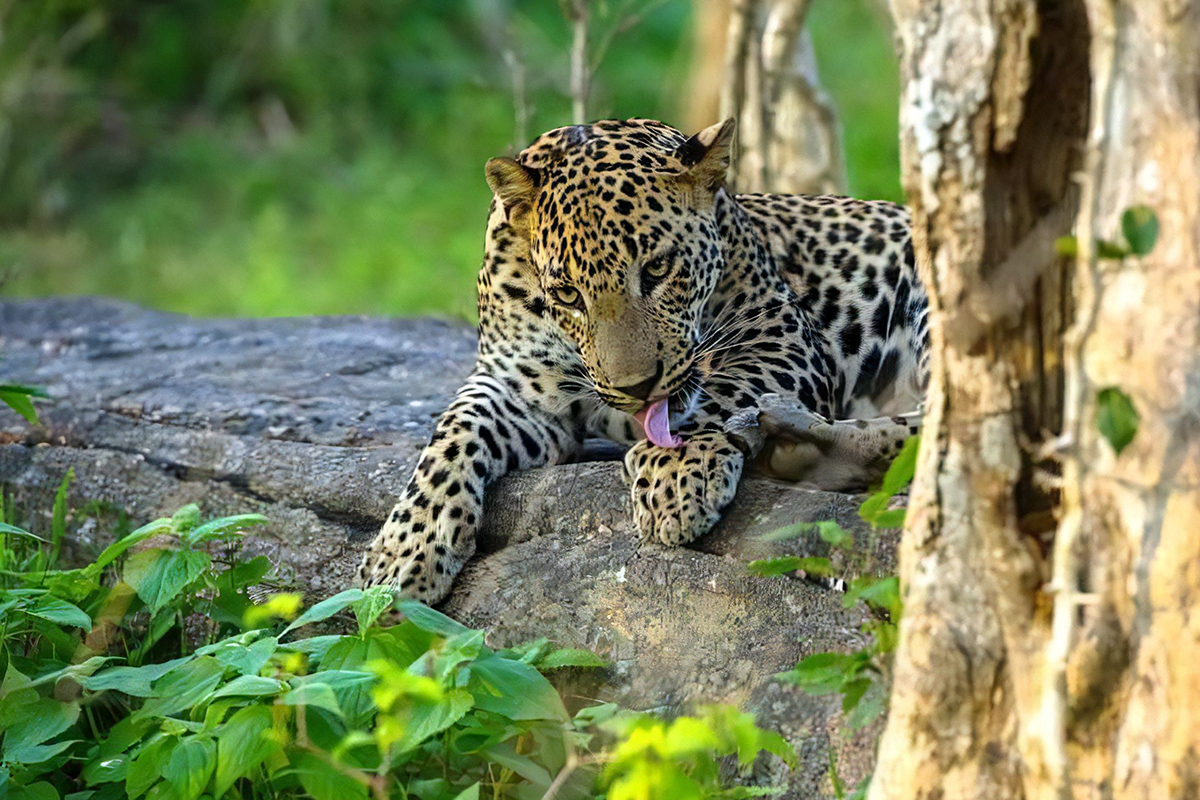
[
  {"xmin": 0, "ymin": 384, "xmax": 46, "ymax": 426},
  {"xmin": 1, "ymin": 477, "xmax": 795, "ymax": 800},
  {"xmin": 1096, "ymin": 387, "xmax": 1140, "ymax": 455},
  {"xmin": 1120, "ymin": 205, "xmax": 1159, "ymax": 256},
  {"xmin": 857, "ymin": 435, "xmax": 919, "ymax": 529},
  {"xmin": 4, "ymin": 0, "xmax": 899, "ymax": 318},
  {"xmin": 602, "ymin": 706, "xmax": 796, "ymax": 800},
  {"xmin": 1054, "ymin": 205, "xmax": 1159, "ymax": 262},
  {"xmin": 747, "ymin": 556, "xmax": 834, "ymax": 578},
  {"xmin": 752, "ymin": 437, "xmax": 920, "ymax": 794}
]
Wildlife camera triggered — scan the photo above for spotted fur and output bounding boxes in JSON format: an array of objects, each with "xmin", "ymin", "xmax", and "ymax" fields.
[{"xmin": 359, "ymin": 118, "xmax": 928, "ymax": 603}]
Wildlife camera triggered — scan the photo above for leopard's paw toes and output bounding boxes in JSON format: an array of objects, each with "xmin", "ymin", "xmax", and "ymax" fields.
[{"xmin": 623, "ymin": 435, "xmax": 743, "ymax": 546}]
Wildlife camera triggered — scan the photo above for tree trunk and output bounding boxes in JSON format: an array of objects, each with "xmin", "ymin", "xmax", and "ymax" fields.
[
  {"xmin": 706, "ymin": 0, "xmax": 847, "ymax": 194},
  {"xmin": 872, "ymin": 0, "xmax": 1200, "ymax": 798},
  {"xmin": 1058, "ymin": 2, "xmax": 1200, "ymax": 795}
]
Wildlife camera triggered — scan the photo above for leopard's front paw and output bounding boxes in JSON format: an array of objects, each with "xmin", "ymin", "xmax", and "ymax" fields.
[
  {"xmin": 357, "ymin": 478, "xmax": 480, "ymax": 605},
  {"xmin": 622, "ymin": 432, "xmax": 744, "ymax": 546}
]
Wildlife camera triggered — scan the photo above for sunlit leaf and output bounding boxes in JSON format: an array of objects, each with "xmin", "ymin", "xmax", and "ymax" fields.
[
  {"xmin": 1121, "ymin": 205, "xmax": 1158, "ymax": 256},
  {"xmin": 747, "ymin": 556, "xmax": 833, "ymax": 578},
  {"xmin": 214, "ymin": 705, "xmax": 277, "ymax": 797},
  {"xmin": 1096, "ymin": 387, "xmax": 1139, "ymax": 455},
  {"xmin": 281, "ymin": 589, "xmax": 362, "ymax": 635},
  {"xmin": 163, "ymin": 736, "xmax": 215, "ymax": 800},
  {"xmin": 28, "ymin": 597, "xmax": 91, "ymax": 629},
  {"xmin": 536, "ymin": 647, "xmax": 608, "ymax": 670},
  {"xmin": 124, "ymin": 549, "xmax": 210, "ymax": 614}
]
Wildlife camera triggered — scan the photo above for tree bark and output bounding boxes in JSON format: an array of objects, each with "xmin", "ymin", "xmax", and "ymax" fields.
[
  {"xmin": 1060, "ymin": 2, "xmax": 1200, "ymax": 796},
  {"xmin": 711, "ymin": 0, "xmax": 847, "ymax": 194},
  {"xmin": 872, "ymin": 0, "xmax": 1200, "ymax": 798}
]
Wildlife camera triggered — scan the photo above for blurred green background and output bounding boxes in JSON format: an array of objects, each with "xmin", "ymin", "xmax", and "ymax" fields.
[{"xmin": 1, "ymin": 0, "xmax": 899, "ymax": 319}]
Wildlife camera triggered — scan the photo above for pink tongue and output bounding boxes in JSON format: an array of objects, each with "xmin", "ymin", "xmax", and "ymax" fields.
[{"xmin": 635, "ymin": 399, "xmax": 683, "ymax": 448}]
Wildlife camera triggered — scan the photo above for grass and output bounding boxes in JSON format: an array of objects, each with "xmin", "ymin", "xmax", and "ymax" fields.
[{"xmin": 3, "ymin": 0, "xmax": 899, "ymax": 319}]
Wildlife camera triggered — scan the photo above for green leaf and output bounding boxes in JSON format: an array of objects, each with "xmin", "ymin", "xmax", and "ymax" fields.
[
  {"xmin": 350, "ymin": 585, "xmax": 394, "ymax": 636},
  {"xmin": 1054, "ymin": 235, "xmax": 1078, "ymax": 258},
  {"xmin": 469, "ymin": 654, "xmax": 568, "ymax": 722},
  {"xmin": 1, "ymin": 696, "xmax": 80, "ymax": 763},
  {"xmin": 0, "ymin": 522, "xmax": 46, "ymax": 542},
  {"xmin": 203, "ymin": 633, "xmax": 277, "ymax": 676},
  {"xmin": 845, "ymin": 680, "xmax": 887, "ymax": 731},
  {"xmin": 748, "ymin": 556, "xmax": 832, "ymax": 578},
  {"xmin": 127, "ymin": 737, "xmax": 177, "ymax": 799},
  {"xmin": 1121, "ymin": 205, "xmax": 1158, "ymax": 256},
  {"xmin": 171, "ymin": 505, "xmax": 201, "ymax": 535},
  {"xmin": 1096, "ymin": 387, "xmax": 1139, "ymax": 455},
  {"xmin": 79, "ymin": 656, "xmax": 193, "ymax": 698},
  {"xmin": 282, "ymin": 682, "xmax": 344, "ymax": 717},
  {"xmin": 776, "ymin": 652, "xmax": 858, "ymax": 695},
  {"xmin": 1096, "ymin": 238, "xmax": 1130, "ymax": 260},
  {"xmin": 815, "ymin": 520, "xmax": 854, "ymax": 550},
  {"xmin": 134, "ymin": 658, "xmax": 225, "ymax": 721},
  {"xmin": 8, "ymin": 782, "xmax": 59, "ymax": 800},
  {"xmin": 536, "ymin": 647, "xmax": 608, "ymax": 670},
  {"xmin": 0, "ymin": 389, "xmax": 41, "ymax": 425},
  {"xmin": 183, "ymin": 514, "xmax": 268, "ymax": 546},
  {"xmin": 124, "ymin": 549, "xmax": 211, "ymax": 614},
  {"xmin": 451, "ymin": 784, "xmax": 480, "ymax": 800},
  {"xmin": 28, "ymin": 596, "xmax": 91, "ymax": 629},
  {"xmin": 390, "ymin": 689, "xmax": 474, "ymax": 754},
  {"xmin": 481, "ymin": 741, "xmax": 554, "ymax": 789},
  {"xmin": 756, "ymin": 520, "xmax": 851, "ymax": 546},
  {"xmin": 859, "ymin": 435, "xmax": 919, "ymax": 528},
  {"xmin": 0, "ymin": 384, "xmax": 48, "ymax": 398},
  {"xmin": 90, "ymin": 518, "xmax": 174, "ymax": 573},
  {"xmin": 26, "ymin": 655, "xmax": 113, "ymax": 689},
  {"xmin": 879, "ymin": 435, "xmax": 919, "ymax": 495},
  {"xmin": 840, "ymin": 678, "xmax": 872, "ymax": 712},
  {"xmin": 869, "ymin": 509, "xmax": 907, "ymax": 529},
  {"xmin": 758, "ymin": 728, "xmax": 799, "ymax": 770},
  {"xmin": 210, "ymin": 675, "xmax": 285, "ymax": 699},
  {"xmin": 573, "ymin": 702, "xmax": 620, "ymax": 728},
  {"xmin": 289, "ymin": 751, "xmax": 369, "ymax": 800},
  {"xmin": 843, "ymin": 575, "xmax": 902, "ymax": 619},
  {"xmin": 163, "ymin": 737, "xmax": 215, "ymax": 800},
  {"xmin": 214, "ymin": 705, "xmax": 277, "ymax": 797},
  {"xmin": 281, "ymin": 588, "xmax": 363, "ymax": 635},
  {"xmin": 277, "ymin": 634, "xmax": 344, "ymax": 664},
  {"xmin": 662, "ymin": 717, "xmax": 719, "ymax": 756},
  {"xmin": 394, "ymin": 599, "xmax": 473, "ymax": 638}
]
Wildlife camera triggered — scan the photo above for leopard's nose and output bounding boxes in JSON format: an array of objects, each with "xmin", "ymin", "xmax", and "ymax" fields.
[{"xmin": 615, "ymin": 360, "xmax": 663, "ymax": 401}]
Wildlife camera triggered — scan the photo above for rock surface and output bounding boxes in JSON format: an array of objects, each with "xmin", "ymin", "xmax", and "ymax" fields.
[{"xmin": 0, "ymin": 298, "xmax": 898, "ymax": 798}]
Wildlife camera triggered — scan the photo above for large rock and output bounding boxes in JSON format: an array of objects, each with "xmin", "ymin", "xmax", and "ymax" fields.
[{"xmin": 0, "ymin": 298, "xmax": 897, "ymax": 797}]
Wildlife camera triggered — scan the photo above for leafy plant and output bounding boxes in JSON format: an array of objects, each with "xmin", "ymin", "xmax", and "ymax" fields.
[
  {"xmin": 1096, "ymin": 386, "xmax": 1139, "ymax": 455},
  {"xmin": 751, "ymin": 436, "xmax": 920, "ymax": 794},
  {"xmin": 0, "ymin": 478, "xmax": 796, "ymax": 800},
  {"xmin": 1054, "ymin": 204, "xmax": 1159, "ymax": 260},
  {"xmin": 602, "ymin": 705, "xmax": 796, "ymax": 800},
  {"xmin": 0, "ymin": 384, "xmax": 46, "ymax": 425}
]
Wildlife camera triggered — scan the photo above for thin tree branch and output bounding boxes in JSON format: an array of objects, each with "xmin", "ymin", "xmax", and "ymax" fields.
[{"xmin": 1042, "ymin": 0, "xmax": 1121, "ymax": 794}]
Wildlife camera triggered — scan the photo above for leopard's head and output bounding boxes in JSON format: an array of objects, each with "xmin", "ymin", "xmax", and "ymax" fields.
[{"xmin": 484, "ymin": 118, "xmax": 734, "ymax": 427}]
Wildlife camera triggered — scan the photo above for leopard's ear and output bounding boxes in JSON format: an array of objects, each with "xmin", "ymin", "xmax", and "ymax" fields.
[
  {"xmin": 675, "ymin": 118, "xmax": 735, "ymax": 193},
  {"xmin": 485, "ymin": 157, "xmax": 541, "ymax": 218}
]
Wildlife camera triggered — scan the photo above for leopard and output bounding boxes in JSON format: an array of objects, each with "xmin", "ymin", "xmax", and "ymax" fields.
[{"xmin": 358, "ymin": 117, "xmax": 928, "ymax": 604}]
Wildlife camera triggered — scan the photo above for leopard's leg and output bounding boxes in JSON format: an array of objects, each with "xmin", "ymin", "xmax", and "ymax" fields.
[
  {"xmin": 358, "ymin": 188, "xmax": 601, "ymax": 604},
  {"xmin": 358, "ymin": 372, "xmax": 583, "ymax": 603},
  {"xmin": 751, "ymin": 397, "xmax": 922, "ymax": 490}
]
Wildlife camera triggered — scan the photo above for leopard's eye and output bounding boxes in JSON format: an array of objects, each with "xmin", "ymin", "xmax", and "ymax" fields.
[
  {"xmin": 644, "ymin": 253, "xmax": 673, "ymax": 278},
  {"xmin": 550, "ymin": 285, "xmax": 583, "ymax": 309}
]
